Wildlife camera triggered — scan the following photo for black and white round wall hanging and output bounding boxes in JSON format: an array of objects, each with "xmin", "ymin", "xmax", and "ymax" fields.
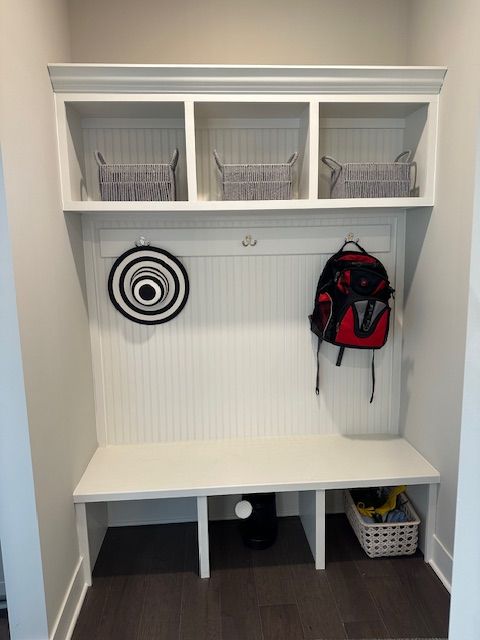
[{"xmin": 108, "ymin": 245, "xmax": 189, "ymax": 325}]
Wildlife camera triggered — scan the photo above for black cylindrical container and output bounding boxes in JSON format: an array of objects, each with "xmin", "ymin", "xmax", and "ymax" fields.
[{"xmin": 239, "ymin": 492, "xmax": 278, "ymax": 550}]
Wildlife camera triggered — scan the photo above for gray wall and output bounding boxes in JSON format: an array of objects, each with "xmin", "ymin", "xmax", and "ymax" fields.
[
  {"xmin": 0, "ymin": 147, "xmax": 49, "ymax": 638},
  {"xmin": 401, "ymin": 0, "xmax": 480, "ymax": 584},
  {"xmin": 448, "ymin": 120, "xmax": 480, "ymax": 640},
  {"xmin": 68, "ymin": 0, "xmax": 409, "ymax": 65},
  {"xmin": 0, "ymin": 0, "xmax": 98, "ymax": 634}
]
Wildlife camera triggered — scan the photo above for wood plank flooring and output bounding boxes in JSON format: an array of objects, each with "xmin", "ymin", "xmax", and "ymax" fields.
[
  {"xmin": 72, "ymin": 515, "xmax": 449, "ymax": 640},
  {"xmin": 0, "ymin": 609, "xmax": 9, "ymax": 640}
]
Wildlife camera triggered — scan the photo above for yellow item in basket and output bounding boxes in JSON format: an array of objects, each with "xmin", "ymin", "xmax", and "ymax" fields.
[{"xmin": 356, "ymin": 485, "xmax": 406, "ymax": 519}]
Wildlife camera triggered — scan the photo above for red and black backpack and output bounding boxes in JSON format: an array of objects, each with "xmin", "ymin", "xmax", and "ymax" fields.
[{"xmin": 309, "ymin": 240, "xmax": 394, "ymax": 402}]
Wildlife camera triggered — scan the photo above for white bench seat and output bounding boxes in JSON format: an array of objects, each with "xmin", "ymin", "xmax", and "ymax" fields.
[{"xmin": 74, "ymin": 434, "xmax": 440, "ymax": 582}]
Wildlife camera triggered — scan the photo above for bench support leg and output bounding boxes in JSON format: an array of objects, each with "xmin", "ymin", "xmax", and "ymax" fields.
[
  {"xmin": 75, "ymin": 502, "xmax": 92, "ymax": 586},
  {"xmin": 299, "ymin": 489, "xmax": 325, "ymax": 570},
  {"xmin": 424, "ymin": 483, "xmax": 438, "ymax": 564},
  {"xmin": 197, "ymin": 496, "xmax": 210, "ymax": 579}
]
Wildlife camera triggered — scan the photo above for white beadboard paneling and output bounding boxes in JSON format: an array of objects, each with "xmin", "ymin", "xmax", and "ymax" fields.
[
  {"xmin": 81, "ymin": 119, "xmax": 188, "ymax": 201},
  {"xmin": 84, "ymin": 214, "xmax": 403, "ymax": 445}
]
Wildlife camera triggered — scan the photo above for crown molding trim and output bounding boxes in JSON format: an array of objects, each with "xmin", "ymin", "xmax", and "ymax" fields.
[{"xmin": 48, "ymin": 64, "xmax": 447, "ymax": 95}]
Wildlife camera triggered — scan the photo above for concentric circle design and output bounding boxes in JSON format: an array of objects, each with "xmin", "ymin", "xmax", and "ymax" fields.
[
  {"xmin": 131, "ymin": 266, "xmax": 170, "ymax": 306},
  {"xmin": 108, "ymin": 246, "xmax": 189, "ymax": 325}
]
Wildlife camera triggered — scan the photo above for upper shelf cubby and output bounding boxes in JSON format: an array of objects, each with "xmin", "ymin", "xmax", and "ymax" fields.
[
  {"xmin": 49, "ymin": 64, "xmax": 446, "ymax": 213},
  {"xmin": 194, "ymin": 101, "xmax": 311, "ymax": 201},
  {"xmin": 318, "ymin": 102, "xmax": 432, "ymax": 200},
  {"xmin": 59, "ymin": 99, "xmax": 188, "ymax": 203}
]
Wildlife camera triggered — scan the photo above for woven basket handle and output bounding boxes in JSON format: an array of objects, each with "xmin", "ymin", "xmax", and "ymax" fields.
[
  {"xmin": 94, "ymin": 151, "xmax": 107, "ymax": 167},
  {"xmin": 394, "ymin": 151, "xmax": 417, "ymax": 194},
  {"xmin": 409, "ymin": 161, "xmax": 418, "ymax": 194},
  {"xmin": 213, "ymin": 149, "xmax": 223, "ymax": 173},
  {"xmin": 322, "ymin": 156, "xmax": 343, "ymax": 196},
  {"xmin": 287, "ymin": 152, "xmax": 299, "ymax": 167},
  {"xmin": 169, "ymin": 148, "xmax": 179, "ymax": 171},
  {"xmin": 394, "ymin": 150, "xmax": 412, "ymax": 163},
  {"xmin": 321, "ymin": 155, "xmax": 342, "ymax": 172}
]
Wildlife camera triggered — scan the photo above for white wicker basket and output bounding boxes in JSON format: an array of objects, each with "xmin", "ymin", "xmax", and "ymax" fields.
[
  {"xmin": 322, "ymin": 151, "xmax": 417, "ymax": 198},
  {"xmin": 213, "ymin": 150, "xmax": 298, "ymax": 201},
  {"xmin": 95, "ymin": 149, "xmax": 178, "ymax": 201},
  {"xmin": 344, "ymin": 489, "xmax": 420, "ymax": 558}
]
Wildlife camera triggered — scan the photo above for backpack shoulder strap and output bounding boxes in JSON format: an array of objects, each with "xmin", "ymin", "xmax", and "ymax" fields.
[{"xmin": 315, "ymin": 337, "xmax": 323, "ymax": 395}]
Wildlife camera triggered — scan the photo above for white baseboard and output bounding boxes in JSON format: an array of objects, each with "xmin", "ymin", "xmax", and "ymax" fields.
[
  {"xmin": 49, "ymin": 557, "xmax": 88, "ymax": 640},
  {"xmin": 429, "ymin": 534, "xmax": 453, "ymax": 592}
]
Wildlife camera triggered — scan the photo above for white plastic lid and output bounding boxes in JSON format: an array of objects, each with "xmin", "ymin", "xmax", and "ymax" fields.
[{"xmin": 235, "ymin": 499, "xmax": 253, "ymax": 519}]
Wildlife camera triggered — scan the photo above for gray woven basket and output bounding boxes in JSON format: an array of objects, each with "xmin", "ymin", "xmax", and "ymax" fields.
[
  {"xmin": 322, "ymin": 151, "xmax": 417, "ymax": 198},
  {"xmin": 213, "ymin": 150, "xmax": 298, "ymax": 201},
  {"xmin": 95, "ymin": 149, "xmax": 178, "ymax": 201}
]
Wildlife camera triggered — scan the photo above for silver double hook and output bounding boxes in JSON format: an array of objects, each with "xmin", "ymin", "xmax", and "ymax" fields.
[
  {"xmin": 242, "ymin": 234, "xmax": 257, "ymax": 247},
  {"xmin": 135, "ymin": 236, "xmax": 151, "ymax": 247}
]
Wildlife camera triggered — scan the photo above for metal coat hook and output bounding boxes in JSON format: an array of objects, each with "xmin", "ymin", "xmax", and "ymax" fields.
[
  {"xmin": 242, "ymin": 234, "xmax": 257, "ymax": 247},
  {"xmin": 135, "ymin": 236, "xmax": 151, "ymax": 247},
  {"xmin": 345, "ymin": 232, "xmax": 360, "ymax": 244}
]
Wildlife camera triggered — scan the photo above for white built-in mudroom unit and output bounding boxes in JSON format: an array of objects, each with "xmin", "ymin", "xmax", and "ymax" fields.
[
  {"xmin": 4, "ymin": 0, "xmax": 480, "ymax": 636},
  {"xmin": 8, "ymin": 41, "xmax": 480, "ymax": 638},
  {"xmin": 47, "ymin": 64, "xmax": 446, "ymax": 583}
]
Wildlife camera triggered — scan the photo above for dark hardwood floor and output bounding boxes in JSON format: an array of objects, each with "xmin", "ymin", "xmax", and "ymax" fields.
[
  {"xmin": 72, "ymin": 515, "xmax": 450, "ymax": 640},
  {"xmin": 0, "ymin": 608, "xmax": 9, "ymax": 640}
]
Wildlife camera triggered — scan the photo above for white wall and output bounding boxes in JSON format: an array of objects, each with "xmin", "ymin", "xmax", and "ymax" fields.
[
  {"xmin": 0, "ymin": 149, "xmax": 49, "ymax": 639},
  {"xmin": 68, "ymin": 0, "xmax": 408, "ymax": 65},
  {"xmin": 448, "ymin": 113, "xmax": 480, "ymax": 640},
  {"xmin": 402, "ymin": 0, "xmax": 480, "ymax": 585},
  {"xmin": 0, "ymin": 1, "xmax": 98, "ymax": 636}
]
